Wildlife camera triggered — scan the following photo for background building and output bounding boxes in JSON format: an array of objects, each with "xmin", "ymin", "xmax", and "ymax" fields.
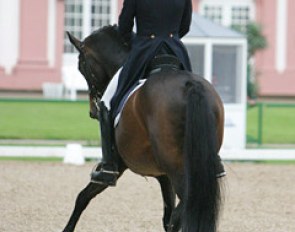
[
  {"xmin": 0, "ymin": 0, "xmax": 294, "ymax": 97},
  {"xmin": 194, "ymin": 0, "xmax": 295, "ymax": 97}
]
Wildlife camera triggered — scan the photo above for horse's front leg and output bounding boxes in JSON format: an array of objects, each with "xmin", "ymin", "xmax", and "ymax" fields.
[
  {"xmin": 156, "ymin": 175, "xmax": 176, "ymax": 231},
  {"xmin": 62, "ymin": 165, "xmax": 126, "ymax": 232},
  {"xmin": 62, "ymin": 182, "xmax": 107, "ymax": 232}
]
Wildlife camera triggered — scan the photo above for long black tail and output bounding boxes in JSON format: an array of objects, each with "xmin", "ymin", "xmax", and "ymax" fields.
[{"xmin": 182, "ymin": 81, "xmax": 222, "ymax": 232}]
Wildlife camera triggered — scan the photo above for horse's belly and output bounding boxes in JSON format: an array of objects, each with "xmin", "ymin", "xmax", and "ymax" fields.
[{"xmin": 120, "ymin": 148, "xmax": 165, "ymax": 177}]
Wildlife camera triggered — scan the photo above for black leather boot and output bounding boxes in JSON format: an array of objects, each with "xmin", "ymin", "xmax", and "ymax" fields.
[
  {"xmin": 216, "ymin": 155, "xmax": 226, "ymax": 178},
  {"xmin": 91, "ymin": 102, "xmax": 119, "ymax": 186}
]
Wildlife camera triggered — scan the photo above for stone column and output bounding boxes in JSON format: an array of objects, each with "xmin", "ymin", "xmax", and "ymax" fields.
[
  {"xmin": 0, "ymin": 0, "xmax": 20, "ymax": 75},
  {"xmin": 17, "ymin": 0, "xmax": 49, "ymax": 68}
]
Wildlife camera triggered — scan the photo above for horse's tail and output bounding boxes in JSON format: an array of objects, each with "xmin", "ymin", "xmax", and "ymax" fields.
[{"xmin": 182, "ymin": 80, "xmax": 222, "ymax": 232}]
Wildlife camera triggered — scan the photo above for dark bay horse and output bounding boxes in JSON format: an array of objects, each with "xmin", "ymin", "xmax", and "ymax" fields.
[{"xmin": 63, "ymin": 25, "xmax": 224, "ymax": 232}]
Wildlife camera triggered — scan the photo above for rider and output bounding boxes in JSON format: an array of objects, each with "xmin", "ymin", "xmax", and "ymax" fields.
[{"xmin": 91, "ymin": 0, "xmax": 226, "ymax": 185}]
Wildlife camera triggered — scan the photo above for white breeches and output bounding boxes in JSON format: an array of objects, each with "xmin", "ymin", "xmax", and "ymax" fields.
[{"xmin": 101, "ymin": 67, "xmax": 122, "ymax": 110}]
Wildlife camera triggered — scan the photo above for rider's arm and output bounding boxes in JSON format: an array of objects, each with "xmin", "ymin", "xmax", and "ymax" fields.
[
  {"xmin": 118, "ymin": 0, "xmax": 136, "ymax": 45},
  {"xmin": 179, "ymin": 0, "xmax": 192, "ymax": 38}
]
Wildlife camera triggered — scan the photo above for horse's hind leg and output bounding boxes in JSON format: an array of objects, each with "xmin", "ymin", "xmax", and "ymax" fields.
[
  {"xmin": 166, "ymin": 174, "xmax": 185, "ymax": 232},
  {"xmin": 167, "ymin": 201, "xmax": 183, "ymax": 232},
  {"xmin": 156, "ymin": 175, "xmax": 176, "ymax": 231}
]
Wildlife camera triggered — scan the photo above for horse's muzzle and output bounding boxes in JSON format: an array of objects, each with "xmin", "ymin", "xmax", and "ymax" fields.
[
  {"xmin": 89, "ymin": 95, "xmax": 100, "ymax": 120},
  {"xmin": 89, "ymin": 110, "xmax": 99, "ymax": 120}
]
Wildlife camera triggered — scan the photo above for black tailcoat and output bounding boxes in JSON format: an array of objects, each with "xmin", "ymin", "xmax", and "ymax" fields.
[{"xmin": 111, "ymin": 0, "xmax": 192, "ymax": 116}]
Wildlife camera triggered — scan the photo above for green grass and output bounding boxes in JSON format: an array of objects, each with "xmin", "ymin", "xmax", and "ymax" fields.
[
  {"xmin": 247, "ymin": 106, "xmax": 259, "ymax": 143},
  {"xmin": 260, "ymin": 160, "xmax": 295, "ymax": 165},
  {"xmin": 0, "ymin": 100, "xmax": 99, "ymax": 141},
  {"xmin": 247, "ymin": 104, "xmax": 295, "ymax": 144},
  {"xmin": 1, "ymin": 99, "xmax": 295, "ymax": 145}
]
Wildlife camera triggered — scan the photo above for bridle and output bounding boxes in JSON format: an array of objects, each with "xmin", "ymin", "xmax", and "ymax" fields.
[{"xmin": 79, "ymin": 43, "xmax": 106, "ymax": 112}]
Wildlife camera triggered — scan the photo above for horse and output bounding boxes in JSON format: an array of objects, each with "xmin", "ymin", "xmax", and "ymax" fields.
[{"xmin": 63, "ymin": 25, "xmax": 224, "ymax": 232}]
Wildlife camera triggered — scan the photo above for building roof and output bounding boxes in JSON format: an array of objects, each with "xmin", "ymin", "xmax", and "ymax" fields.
[{"xmin": 187, "ymin": 13, "xmax": 244, "ymax": 38}]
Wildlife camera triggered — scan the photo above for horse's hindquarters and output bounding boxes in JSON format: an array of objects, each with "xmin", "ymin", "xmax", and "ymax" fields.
[
  {"xmin": 115, "ymin": 72, "xmax": 190, "ymax": 177},
  {"xmin": 115, "ymin": 91, "xmax": 165, "ymax": 176}
]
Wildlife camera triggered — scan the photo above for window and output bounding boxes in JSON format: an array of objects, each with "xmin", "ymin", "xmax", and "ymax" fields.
[
  {"xmin": 64, "ymin": 0, "xmax": 116, "ymax": 54},
  {"xmin": 231, "ymin": 6, "xmax": 250, "ymax": 27},
  {"xmin": 212, "ymin": 45, "xmax": 243, "ymax": 103},
  {"xmin": 64, "ymin": 0, "xmax": 83, "ymax": 53},
  {"xmin": 91, "ymin": 0, "xmax": 112, "ymax": 31},
  {"xmin": 200, "ymin": 0, "xmax": 254, "ymax": 29},
  {"xmin": 203, "ymin": 5, "xmax": 223, "ymax": 24},
  {"xmin": 186, "ymin": 45, "xmax": 205, "ymax": 77}
]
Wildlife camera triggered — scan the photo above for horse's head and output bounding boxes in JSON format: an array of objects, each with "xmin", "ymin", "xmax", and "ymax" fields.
[{"xmin": 67, "ymin": 25, "xmax": 129, "ymax": 120}]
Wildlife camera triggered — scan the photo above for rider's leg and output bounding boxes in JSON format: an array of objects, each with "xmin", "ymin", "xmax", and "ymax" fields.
[
  {"xmin": 90, "ymin": 68, "xmax": 122, "ymax": 186},
  {"xmin": 91, "ymin": 101, "xmax": 119, "ymax": 186}
]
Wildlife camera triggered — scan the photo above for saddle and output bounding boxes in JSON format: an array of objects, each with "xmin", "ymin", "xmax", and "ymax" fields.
[
  {"xmin": 145, "ymin": 42, "xmax": 183, "ymax": 76},
  {"xmin": 145, "ymin": 54, "xmax": 183, "ymax": 76}
]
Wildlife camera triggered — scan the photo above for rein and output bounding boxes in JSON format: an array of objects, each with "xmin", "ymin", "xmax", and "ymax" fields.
[
  {"xmin": 83, "ymin": 58, "xmax": 102, "ymax": 112},
  {"xmin": 79, "ymin": 43, "xmax": 105, "ymax": 112}
]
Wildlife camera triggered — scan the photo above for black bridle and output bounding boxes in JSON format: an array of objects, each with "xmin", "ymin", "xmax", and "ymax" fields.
[{"xmin": 79, "ymin": 44, "xmax": 106, "ymax": 111}]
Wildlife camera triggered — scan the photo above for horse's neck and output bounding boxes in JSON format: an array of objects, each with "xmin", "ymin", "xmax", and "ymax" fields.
[
  {"xmin": 102, "ymin": 57, "xmax": 125, "ymax": 92},
  {"xmin": 97, "ymin": 34, "xmax": 129, "ymax": 83},
  {"xmin": 106, "ymin": 50, "xmax": 129, "ymax": 79}
]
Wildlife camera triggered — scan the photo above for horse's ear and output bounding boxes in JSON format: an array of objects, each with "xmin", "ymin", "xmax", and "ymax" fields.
[{"xmin": 67, "ymin": 31, "xmax": 82, "ymax": 52}]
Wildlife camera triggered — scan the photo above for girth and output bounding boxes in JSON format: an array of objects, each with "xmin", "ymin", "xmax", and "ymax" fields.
[{"xmin": 145, "ymin": 54, "xmax": 183, "ymax": 76}]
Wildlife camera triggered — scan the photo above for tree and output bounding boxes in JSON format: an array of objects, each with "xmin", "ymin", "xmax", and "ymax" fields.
[{"xmin": 232, "ymin": 22, "xmax": 267, "ymax": 99}]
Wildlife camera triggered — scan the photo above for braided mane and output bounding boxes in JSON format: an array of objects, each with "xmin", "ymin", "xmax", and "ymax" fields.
[{"xmin": 85, "ymin": 25, "xmax": 125, "ymax": 46}]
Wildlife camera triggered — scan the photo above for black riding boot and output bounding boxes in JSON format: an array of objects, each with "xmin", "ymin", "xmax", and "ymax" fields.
[
  {"xmin": 91, "ymin": 102, "xmax": 119, "ymax": 186},
  {"xmin": 216, "ymin": 155, "xmax": 226, "ymax": 178}
]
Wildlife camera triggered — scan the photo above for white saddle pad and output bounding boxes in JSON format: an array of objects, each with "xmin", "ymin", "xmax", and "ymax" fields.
[{"xmin": 114, "ymin": 79, "xmax": 147, "ymax": 127}]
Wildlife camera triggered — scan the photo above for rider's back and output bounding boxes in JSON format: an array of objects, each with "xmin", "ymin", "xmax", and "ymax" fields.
[{"xmin": 134, "ymin": 0, "xmax": 188, "ymax": 36}]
